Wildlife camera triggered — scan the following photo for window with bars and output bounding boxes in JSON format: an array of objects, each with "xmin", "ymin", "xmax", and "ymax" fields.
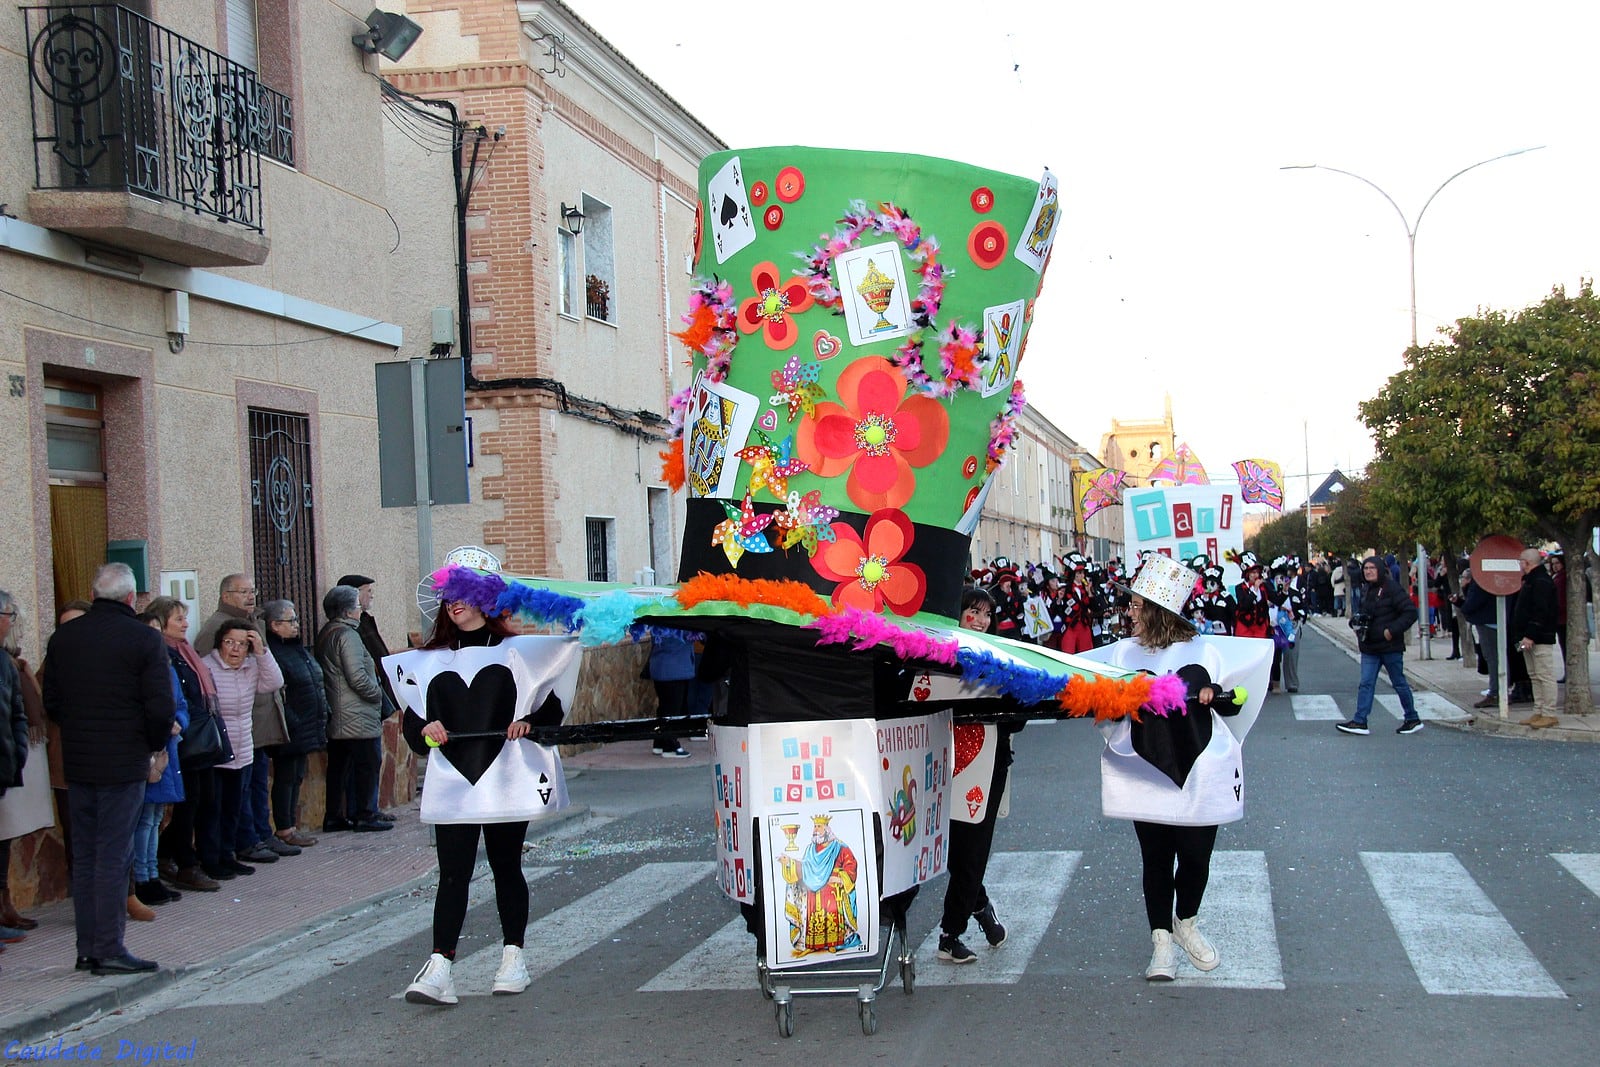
[{"xmin": 585, "ymin": 517, "xmax": 614, "ymax": 583}]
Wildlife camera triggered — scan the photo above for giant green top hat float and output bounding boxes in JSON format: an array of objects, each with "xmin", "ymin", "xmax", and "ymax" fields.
[{"xmin": 664, "ymin": 147, "xmax": 1058, "ymax": 620}]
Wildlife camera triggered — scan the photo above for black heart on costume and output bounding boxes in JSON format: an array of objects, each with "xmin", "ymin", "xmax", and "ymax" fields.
[
  {"xmin": 428, "ymin": 665, "xmax": 518, "ymax": 786},
  {"xmin": 1131, "ymin": 663, "xmax": 1216, "ymax": 789}
]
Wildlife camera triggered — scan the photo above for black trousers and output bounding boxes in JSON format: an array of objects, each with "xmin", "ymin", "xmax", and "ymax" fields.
[
  {"xmin": 941, "ymin": 752, "xmax": 1010, "ymax": 937},
  {"xmin": 271, "ymin": 753, "xmax": 307, "ymax": 830},
  {"xmin": 325, "ymin": 737, "xmax": 379, "ymax": 822},
  {"xmin": 67, "ymin": 780, "xmax": 144, "ymax": 959},
  {"xmin": 160, "ymin": 764, "xmax": 219, "ymax": 869},
  {"xmin": 1133, "ymin": 821, "xmax": 1218, "ymax": 931},
  {"xmin": 433, "ymin": 821, "xmax": 529, "ymax": 957}
]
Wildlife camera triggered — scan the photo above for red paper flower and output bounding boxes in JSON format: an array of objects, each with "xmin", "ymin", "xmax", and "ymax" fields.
[
  {"xmin": 691, "ymin": 200, "xmax": 703, "ymax": 269},
  {"xmin": 811, "ymin": 508, "xmax": 927, "ymax": 616},
  {"xmin": 775, "ymin": 166, "xmax": 805, "ymax": 202},
  {"xmin": 750, "ymin": 181, "xmax": 769, "ymax": 206},
  {"xmin": 797, "ymin": 356, "xmax": 949, "ymax": 511},
  {"xmin": 968, "ymin": 220, "xmax": 1008, "ymax": 269},
  {"xmin": 737, "ymin": 261, "xmax": 814, "ymax": 350},
  {"xmin": 763, "ymin": 204, "xmax": 784, "ymax": 230},
  {"xmin": 970, "ymin": 187, "xmax": 994, "ymax": 213}
]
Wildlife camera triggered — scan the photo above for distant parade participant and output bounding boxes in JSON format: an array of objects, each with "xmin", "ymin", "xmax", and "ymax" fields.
[
  {"xmin": 989, "ymin": 562, "xmax": 1028, "ymax": 642},
  {"xmin": 1194, "ymin": 565, "xmax": 1235, "ymax": 635},
  {"xmin": 1059, "ymin": 554, "xmax": 1097, "ymax": 654},
  {"xmin": 1230, "ymin": 552, "xmax": 1275, "ymax": 641}
]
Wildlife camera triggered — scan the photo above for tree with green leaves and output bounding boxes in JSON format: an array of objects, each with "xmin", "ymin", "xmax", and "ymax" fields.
[
  {"xmin": 1360, "ymin": 282, "xmax": 1600, "ymax": 713},
  {"xmin": 1248, "ymin": 509, "xmax": 1311, "ymax": 565}
]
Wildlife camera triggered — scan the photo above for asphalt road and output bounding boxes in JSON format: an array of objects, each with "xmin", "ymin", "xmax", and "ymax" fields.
[{"xmin": 35, "ymin": 629, "xmax": 1600, "ymax": 1064}]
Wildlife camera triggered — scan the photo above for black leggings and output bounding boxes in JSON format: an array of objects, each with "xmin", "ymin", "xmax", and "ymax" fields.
[
  {"xmin": 433, "ymin": 821, "xmax": 529, "ymax": 958},
  {"xmin": 1133, "ymin": 821, "xmax": 1218, "ymax": 931}
]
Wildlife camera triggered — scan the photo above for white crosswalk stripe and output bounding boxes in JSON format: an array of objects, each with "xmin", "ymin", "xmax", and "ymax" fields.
[
  {"xmin": 1553, "ymin": 853, "xmax": 1600, "ymax": 896},
  {"xmin": 639, "ymin": 918, "xmax": 755, "ymax": 992},
  {"xmin": 1360, "ymin": 851, "xmax": 1564, "ymax": 998},
  {"xmin": 1289, "ymin": 694, "xmax": 1343, "ymax": 720},
  {"xmin": 914, "ymin": 850, "xmax": 1081, "ymax": 986},
  {"xmin": 1375, "ymin": 692, "xmax": 1465, "ymax": 721},
  {"xmin": 445, "ymin": 861, "xmax": 714, "ymax": 997},
  {"xmin": 1171, "ymin": 850, "xmax": 1283, "ymax": 989}
]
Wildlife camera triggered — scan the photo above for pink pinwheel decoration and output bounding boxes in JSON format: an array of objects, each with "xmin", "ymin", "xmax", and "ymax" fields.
[
  {"xmin": 773, "ymin": 489, "xmax": 840, "ymax": 555},
  {"xmin": 769, "ymin": 353, "xmax": 825, "ymax": 422},
  {"xmin": 711, "ymin": 492, "xmax": 775, "ymax": 567},
  {"xmin": 736, "ymin": 430, "xmax": 810, "ymax": 500},
  {"xmin": 1231, "ymin": 458, "xmax": 1285, "ymax": 510}
]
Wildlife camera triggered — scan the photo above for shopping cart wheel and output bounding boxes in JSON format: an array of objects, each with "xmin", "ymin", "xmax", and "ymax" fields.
[
  {"xmin": 776, "ymin": 1001, "xmax": 794, "ymax": 1038},
  {"xmin": 901, "ymin": 955, "xmax": 915, "ymax": 995},
  {"xmin": 859, "ymin": 1001, "xmax": 878, "ymax": 1036}
]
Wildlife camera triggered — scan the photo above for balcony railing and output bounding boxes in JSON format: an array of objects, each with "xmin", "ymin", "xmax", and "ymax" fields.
[{"xmin": 24, "ymin": 4, "xmax": 294, "ymax": 233}]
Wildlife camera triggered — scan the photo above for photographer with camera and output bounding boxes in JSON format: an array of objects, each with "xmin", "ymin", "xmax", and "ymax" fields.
[{"xmin": 1337, "ymin": 557, "xmax": 1423, "ymax": 736}]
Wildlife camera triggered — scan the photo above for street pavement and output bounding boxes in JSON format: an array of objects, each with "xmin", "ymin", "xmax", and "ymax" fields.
[{"xmin": 3, "ymin": 627, "xmax": 1598, "ymax": 1063}]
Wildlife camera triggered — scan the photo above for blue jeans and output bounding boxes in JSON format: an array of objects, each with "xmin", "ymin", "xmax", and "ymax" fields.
[
  {"xmin": 236, "ymin": 748, "xmax": 273, "ymax": 850},
  {"xmin": 131, "ymin": 802, "xmax": 163, "ymax": 882},
  {"xmin": 1356, "ymin": 650, "xmax": 1417, "ymax": 724}
]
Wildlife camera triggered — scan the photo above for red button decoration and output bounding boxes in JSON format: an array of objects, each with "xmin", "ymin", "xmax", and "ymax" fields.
[
  {"xmin": 968, "ymin": 220, "xmax": 1008, "ymax": 270},
  {"xmin": 763, "ymin": 205, "xmax": 784, "ymax": 230},
  {"xmin": 963, "ymin": 455, "xmax": 979, "ymax": 479},
  {"xmin": 775, "ymin": 166, "xmax": 805, "ymax": 203},
  {"xmin": 970, "ymin": 187, "xmax": 994, "ymax": 213},
  {"xmin": 750, "ymin": 180, "xmax": 769, "ymax": 206}
]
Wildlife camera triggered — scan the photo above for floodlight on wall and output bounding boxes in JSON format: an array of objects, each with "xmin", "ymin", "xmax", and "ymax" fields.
[
  {"xmin": 560, "ymin": 203, "xmax": 585, "ymax": 235},
  {"xmin": 352, "ymin": 9, "xmax": 423, "ymax": 62}
]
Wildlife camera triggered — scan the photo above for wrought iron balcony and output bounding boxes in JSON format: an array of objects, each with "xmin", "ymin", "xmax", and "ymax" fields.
[{"xmin": 23, "ymin": 4, "xmax": 293, "ymax": 244}]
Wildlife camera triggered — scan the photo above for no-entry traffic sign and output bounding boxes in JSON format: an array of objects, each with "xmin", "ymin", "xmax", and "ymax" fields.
[{"xmin": 1470, "ymin": 535, "xmax": 1525, "ymax": 596}]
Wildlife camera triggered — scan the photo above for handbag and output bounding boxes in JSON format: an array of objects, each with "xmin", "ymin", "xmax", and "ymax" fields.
[
  {"xmin": 178, "ymin": 704, "xmax": 233, "ymax": 769},
  {"xmin": 147, "ymin": 748, "xmax": 169, "ymax": 784}
]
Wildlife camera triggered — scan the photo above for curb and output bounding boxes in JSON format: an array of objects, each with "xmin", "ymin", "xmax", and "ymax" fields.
[{"xmin": 5, "ymin": 803, "xmax": 593, "ymax": 1038}]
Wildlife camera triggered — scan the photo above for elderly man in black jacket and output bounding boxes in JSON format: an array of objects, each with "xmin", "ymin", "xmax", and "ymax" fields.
[
  {"xmin": 1337, "ymin": 557, "xmax": 1423, "ymax": 737},
  {"xmin": 1511, "ymin": 548, "xmax": 1561, "ymax": 723},
  {"xmin": 43, "ymin": 563, "xmax": 174, "ymax": 975}
]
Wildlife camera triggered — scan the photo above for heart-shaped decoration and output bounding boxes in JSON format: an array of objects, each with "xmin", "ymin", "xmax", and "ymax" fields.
[
  {"xmin": 812, "ymin": 330, "xmax": 841, "ymax": 360},
  {"xmin": 427, "ymin": 665, "xmax": 517, "ymax": 785},
  {"xmin": 965, "ymin": 784, "xmax": 985, "ymax": 818},
  {"xmin": 953, "ymin": 723, "xmax": 984, "ymax": 777},
  {"xmin": 758, "ymin": 409, "xmax": 778, "ymax": 431},
  {"xmin": 1131, "ymin": 664, "xmax": 1216, "ymax": 788},
  {"xmin": 913, "ymin": 686, "xmax": 930, "ymax": 702}
]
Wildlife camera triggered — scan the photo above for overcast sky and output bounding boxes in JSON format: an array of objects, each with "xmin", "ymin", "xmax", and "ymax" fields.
[{"xmin": 573, "ymin": 0, "xmax": 1600, "ymax": 511}]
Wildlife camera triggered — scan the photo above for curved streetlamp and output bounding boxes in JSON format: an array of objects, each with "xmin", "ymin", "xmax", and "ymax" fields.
[
  {"xmin": 1281, "ymin": 146, "xmax": 1544, "ymax": 347},
  {"xmin": 1281, "ymin": 147, "xmax": 1544, "ymax": 660}
]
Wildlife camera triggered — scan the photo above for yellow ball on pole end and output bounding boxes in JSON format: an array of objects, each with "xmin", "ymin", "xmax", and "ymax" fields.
[
  {"xmin": 1232, "ymin": 687, "xmax": 1248, "ymax": 705},
  {"xmin": 425, "ymin": 735, "xmax": 442, "ymax": 748}
]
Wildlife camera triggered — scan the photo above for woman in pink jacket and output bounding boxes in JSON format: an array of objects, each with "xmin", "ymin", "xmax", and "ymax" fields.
[{"xmin": 202, "ymin": 618, "xmax": 282, "ymax": 879}]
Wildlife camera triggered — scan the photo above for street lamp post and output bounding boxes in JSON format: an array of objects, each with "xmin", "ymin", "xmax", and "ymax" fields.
[{"xmin": 1281, "ymin": 147, "xmax": 1544, "ymax": 658}]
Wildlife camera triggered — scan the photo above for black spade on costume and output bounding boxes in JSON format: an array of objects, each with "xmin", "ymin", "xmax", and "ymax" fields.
[
  {"xmin": 537, "ymin": 773, "xmax": 553, "ymax": 805},
  {"xmin": 1131, "ymin": 664, "xmax": 1217, "ymax": 789},
  {"xmin": 427, "ymin": 665, "xmax": 518, "ymax": 785},
  {"xmin": 719, "ymin": 194, "xmax": 739, "ymax": 227}
]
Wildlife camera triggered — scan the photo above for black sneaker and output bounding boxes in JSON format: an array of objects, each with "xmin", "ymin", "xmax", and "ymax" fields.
[
  {"xmin": 1335, "ymin": 720, "xmax": 1370, "ymax": 736},
  {"xmin": 973, "ymin": 903, "xmax": 1007, "ymax": 947},
  {"xmin": 936, "ymin": 934, "xmax": 976, "ymax": 964},
  {"xmin": 1396, "ymin": 719, "xmax": 1424, "ymax": 735}
]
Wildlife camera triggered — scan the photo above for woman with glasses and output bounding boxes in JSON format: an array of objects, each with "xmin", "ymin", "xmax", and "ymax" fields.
[
  {"xmin": 202, "ymin": 619, "xmax": 283, "ymax": 876},
  {"xmin": 263, "ymin": 600, "xmax": 326, "ymax": 849}
]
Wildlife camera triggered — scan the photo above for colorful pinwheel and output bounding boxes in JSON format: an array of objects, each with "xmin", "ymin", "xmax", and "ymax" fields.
[
  {"xmin": 768, "ymin": 353, "xmax": 825, "ymax": 422},
  {"xmin": 711, "ymin": 492, "xmax": 775, "ymax": 567},
  {"xmin": 1148, "ymin": 442, "xmax": 1209, "ymax": 485},
  {"xmin": 737, "ymin": 430, "xmax": 810, "ymax": 500},
  {"xmin": 1231, "ymin": 458, "xmax": 1285, "ymax": 510},
  {"xmin": 1076, "ymin": 467, "xmax": 1128, "ymax": 521},
  {"xmin": 773, "ymin": 489, "xmax": 840, "ymax": 555}
]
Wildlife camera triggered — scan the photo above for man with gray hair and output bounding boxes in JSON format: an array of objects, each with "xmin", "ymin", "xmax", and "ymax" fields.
[{"xmin": 43, "ymin": 563, "xmax": 174, "ymax": 975}]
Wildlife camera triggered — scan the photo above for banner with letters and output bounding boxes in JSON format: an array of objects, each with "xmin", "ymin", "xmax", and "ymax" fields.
[{"xmin": 1124, "ymin": 485, "xmax": 1245, "ymax": 589}]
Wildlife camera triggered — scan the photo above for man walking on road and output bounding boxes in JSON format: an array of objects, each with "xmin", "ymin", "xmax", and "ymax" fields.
[
  {"xmin": 1511, "ymin": 548, "xmax": 1560, "ymax": 726},
  {"xmin": 1337, "ymin": 557, "xmax": 1423, "ymax": 737},
  {"xmin": 43, "ymin": 563, "xmax": 175, "ymax": 975}
]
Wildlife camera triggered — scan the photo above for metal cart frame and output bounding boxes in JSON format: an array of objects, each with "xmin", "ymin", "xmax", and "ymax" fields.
[{"xmin": 756, "ymin": 911, "xmax": 913, "ymax": 1037}]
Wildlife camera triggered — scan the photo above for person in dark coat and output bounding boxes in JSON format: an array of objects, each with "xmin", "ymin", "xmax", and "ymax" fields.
[
  {"xmin": 264, "ymin": 599, "xmax": 329, "ymax": 848},
  {"xmin": 1510, "ymin": 548, "xmax": 1560, "ymax": 722},
  {"xmin": 42, "ymin": 563, "xmax": 174, "ymax": 975},
  {"xmin": 336, "ymin": 574, "xmax": 398, "ymax": 824},
  {"xmin": 1336, "ymin": 557, "xmax": 1421, "ymax": 736}
]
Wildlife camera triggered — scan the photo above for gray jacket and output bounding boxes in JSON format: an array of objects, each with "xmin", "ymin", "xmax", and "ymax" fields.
[{"xmin": 315, "ymin": 617, "xmax": 384, "ymax": 740}]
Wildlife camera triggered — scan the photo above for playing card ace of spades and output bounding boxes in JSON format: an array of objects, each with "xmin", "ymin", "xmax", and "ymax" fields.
[
  {"xmin": 386, "ymin": 636, "xmax": 582, "ymax": 825},
  {"xmin": 706, "ymin": 156, "xmax": 756, "ymax": 264}
]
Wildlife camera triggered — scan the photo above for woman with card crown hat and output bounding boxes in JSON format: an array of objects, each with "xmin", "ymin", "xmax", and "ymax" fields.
[{"xmin": 1088, "ymin": 555, "xmax": 1259, "ymax": 983}]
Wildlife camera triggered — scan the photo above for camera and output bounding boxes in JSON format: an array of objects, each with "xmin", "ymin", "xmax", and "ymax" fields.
[{"xmin": 1349, "ymin": 612, "xmax": 1372, "ymax": 641}]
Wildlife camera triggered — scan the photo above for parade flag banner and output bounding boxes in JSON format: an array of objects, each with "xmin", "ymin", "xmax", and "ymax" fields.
[
  {"xmin": 1231, "ymin": 457, "xmax": 1285, "ymax": 510},
  {"xmin": 385, "ymin": 636, "xmax": 580, "ymax": 825},
  {"xmin": 1125, "ymin": 485, "xmax": 1245, "ymax": 588},
  {"xmin": 1148, "ymin": 442, "xmax": 1210, "ymax": 485},
  {"xmin": 873, "ymin": 711, "xmax": 950, "ymax": 895},
  {"xmin": 709, "ymin": 725, "xmax": 754, "ymax": 903},
  {"xmin": 749, "ymin": 719, "xmax": 881, "ymax": 968},
  {"xmin": 1075, "ymin": 466, "xmax": 1127, "ymax": 521}
]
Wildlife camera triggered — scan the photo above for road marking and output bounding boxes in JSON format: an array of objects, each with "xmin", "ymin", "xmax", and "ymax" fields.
[
  {"xmin": 1172, "ymin": 850, "xmax": 1283, "ymax": 989},
  {"xmin": 1376, "ymin": 692, "xmax": 1463, "ymax": 721},
  {"xmin": 1553, "ymin": 853, "xmax": 1600, "ymax": 897},
  {"xmin": 1289, "ymin": 694, "xmax": 1343, "ymax": 720},
  {"xmin": 1361, "ymin": 851, "xmax": 1564, "ymax": 998},
  {"xmin": 447, "ymin": 861, "xmax": 714, "ymax": 995},
  {"xmin": 639, "ymin": 918, "xmax": 754, "ymax": 992},
  {"xmin": 915, "ymin": 850, "xmax": 1081, "ymax": 986}
]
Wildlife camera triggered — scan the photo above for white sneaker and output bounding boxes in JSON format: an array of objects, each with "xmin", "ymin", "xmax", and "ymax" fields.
[
  {"xmin": 492, "ymin": 944, "xmax": 530, "ymax": 995},
  {"xmin": 1172, "ymin": 915, "xmax": 1219, "ymax": 971},
  {"xmin": 405, "ymin": 953, "xmax": 458, "ymax": 1005},
  {"xmin": 1145, "ymin": 929, "xmax": 1176, "ymax": 981}
]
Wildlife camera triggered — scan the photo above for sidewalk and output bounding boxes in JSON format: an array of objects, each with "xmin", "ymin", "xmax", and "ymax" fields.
[
  {"xmin": 1306, "ymin": 615, "xmax": 1600, "ymax": 742},
  {"xmin": 0, "ymin": 739, "xmax": 708, "ymax": 1038}
]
